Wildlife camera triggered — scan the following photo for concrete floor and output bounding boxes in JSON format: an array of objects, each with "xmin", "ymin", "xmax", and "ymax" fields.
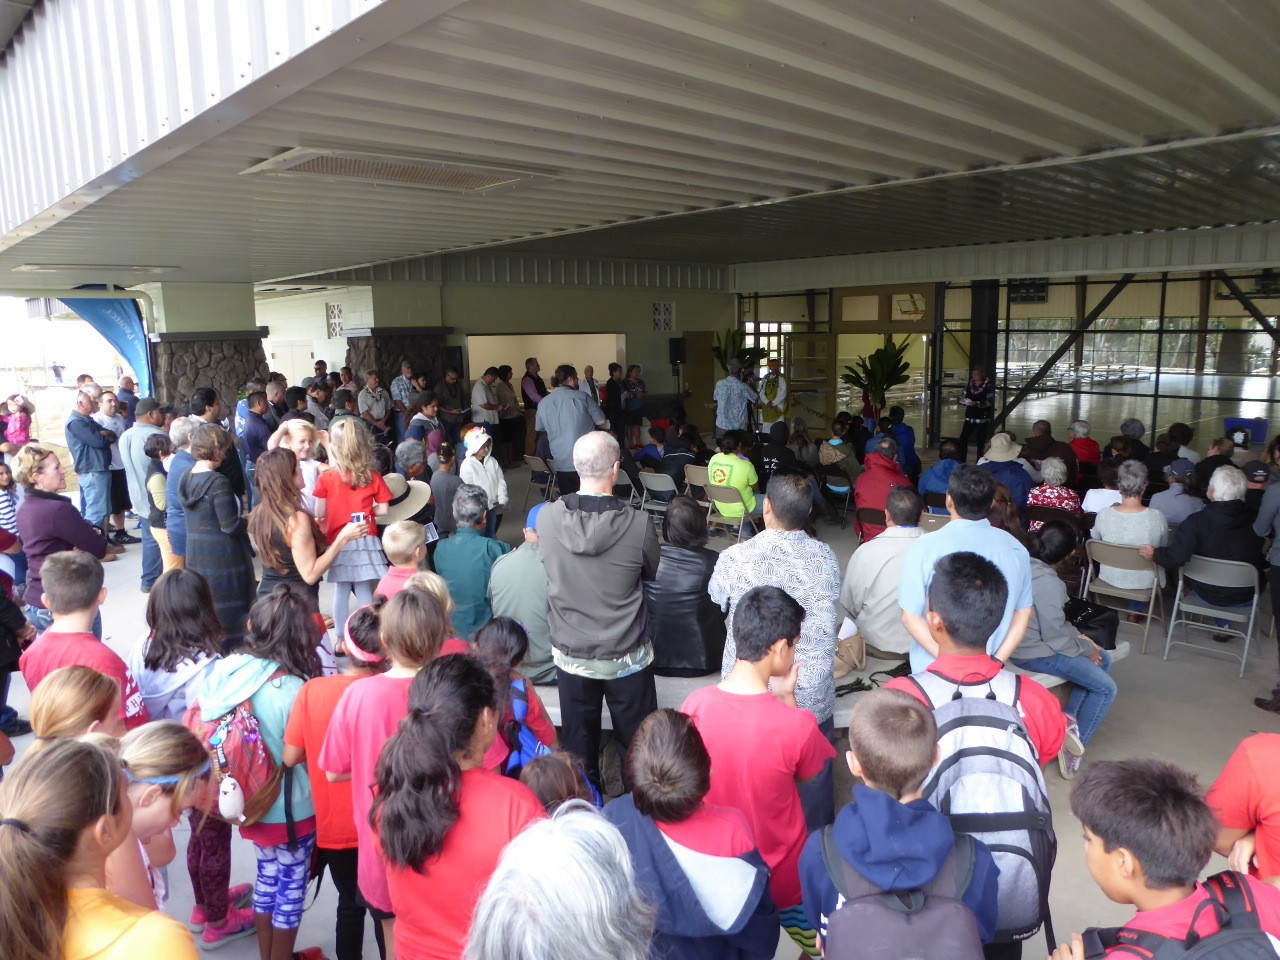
[{"xmin": 7, "ymin": 460, "xmax": 1280, "ymax": 959}]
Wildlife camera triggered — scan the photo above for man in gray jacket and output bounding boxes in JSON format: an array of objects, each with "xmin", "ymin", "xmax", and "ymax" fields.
[
  {"xmin": 537, "ymin": 430, "xmax": 659, "ymax": 790},
  {"xmin": 119, "ymin": 398, "xmax": 167, "ymax": 592}
]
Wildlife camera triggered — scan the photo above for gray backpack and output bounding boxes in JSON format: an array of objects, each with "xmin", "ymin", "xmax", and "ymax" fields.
[
  {"xmin": 819, "ymin": 825, "xmax": 984, "ymax": 960},
  {"xmin": 911, "ymin": 669, "xmax": 1057, "ymax": 948}
]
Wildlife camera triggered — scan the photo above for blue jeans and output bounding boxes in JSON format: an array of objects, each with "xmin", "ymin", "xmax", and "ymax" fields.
[
  {"xmin": 140, "ymin": 522, "xmax": 162, "ymax": 590},
  {"xmin": 1013, "ymin": 647, "xmax": 1115, "ymax": 746},
  {"xmin": 77, "ymin": 470, "xmax": 111, "ymax": 527},
  {"xmin": 23, "ymin": 603, "xmax": 102, "ymax": 639},
  {"xmin": 484, "ymin": 509, "xmax": 503, "ymax": 539}
]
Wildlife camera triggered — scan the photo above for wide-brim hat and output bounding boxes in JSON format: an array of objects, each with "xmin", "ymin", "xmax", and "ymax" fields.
[
  {"xmin": 378, "ymin": 473, "xmax": 433, "ymax": 526},
  {"xmin": 985, "ymin": 432, "xmax": 1021, "ymax": 462}
]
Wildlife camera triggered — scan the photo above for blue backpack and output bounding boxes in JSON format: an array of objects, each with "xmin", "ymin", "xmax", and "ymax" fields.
[{"xmin": 502, "ymin": 678, "xmax": 553, "ymax": 778}]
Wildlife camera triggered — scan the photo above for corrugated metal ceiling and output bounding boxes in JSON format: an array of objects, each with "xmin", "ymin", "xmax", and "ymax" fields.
[{"xmin": 0, "ymin": 0, "xmax": 1278, "ymax": 287}]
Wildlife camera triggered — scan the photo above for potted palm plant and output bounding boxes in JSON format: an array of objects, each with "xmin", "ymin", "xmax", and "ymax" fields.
[
  {"xmin": 711, "ymin": 328, "xmax": 767, "ymax": 375},
  {"xmin": 840, "ymin": 336, "xmax": 913, "ymax": 423}
]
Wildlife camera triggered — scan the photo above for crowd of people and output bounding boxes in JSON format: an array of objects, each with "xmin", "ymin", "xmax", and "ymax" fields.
[{"xmin": 1, "ymin": 359, "xmax": 1280, "ymax": 960}]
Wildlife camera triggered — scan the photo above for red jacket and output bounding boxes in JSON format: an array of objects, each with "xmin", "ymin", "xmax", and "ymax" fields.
[{"xmin": 854, "ymin": 452, "xmax": 910, "ymax": 540}]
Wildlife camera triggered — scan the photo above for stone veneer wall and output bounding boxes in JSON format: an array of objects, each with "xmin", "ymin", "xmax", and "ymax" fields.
[
  {"xmin": 152, "ymin": 336, "xmax": 269, "ymax": 409},
  {"xmin": 346, "ymin": 330, "xmax": 450, "ymax": 392}
]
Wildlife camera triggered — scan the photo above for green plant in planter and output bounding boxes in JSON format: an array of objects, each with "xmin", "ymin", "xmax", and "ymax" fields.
[
  {"xmin": 840, "ymin": 336, "xmax": 913, "ymax": 422},
  {"xmin": 711, "ymin": 328, "xmax": 768, "ymax": 375}
]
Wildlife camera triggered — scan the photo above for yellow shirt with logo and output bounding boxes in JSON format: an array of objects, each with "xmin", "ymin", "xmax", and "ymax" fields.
[{"xmin": 707, "ymin": 452, "xmax": 758, "ymax": 518}]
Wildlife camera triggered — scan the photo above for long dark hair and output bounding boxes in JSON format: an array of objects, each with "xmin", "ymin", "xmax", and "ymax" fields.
[
  {"xmin": 248, "ymin": 448, "xmax": 325, "ymax": 572},
  {"xmin": 471, "ymin": 617, "xmax": 529, "ymax": 721},
  {"xmin": 373, "ymin": 654, "xmax": 496, "ymax": 870},
  {"xmin": 244, "ymin": 584, "xmax": 323, "ymax": 681},
  {"xmin": 143, "ymin": 569, "xmax": 224, "ymax": 671}
]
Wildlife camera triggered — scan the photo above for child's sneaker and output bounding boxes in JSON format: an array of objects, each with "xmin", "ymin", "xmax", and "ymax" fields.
[
  {"xmin": 199, "ymin": 906, "xmax": 256, "ymax": 949},
  {"xmin": 1059, "ymin": 715, "xmax": 1085, "ymax": 780},
  {"xmin": 188, "ymin": 884, "xmax": 254, "ymax": 931}
]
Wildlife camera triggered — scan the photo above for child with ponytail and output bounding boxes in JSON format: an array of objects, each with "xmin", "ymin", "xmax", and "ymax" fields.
[
  {"xmin": 117, "ymin": 721, "xmax": 214, "ymax": 911},
  {"xmin": 374, "ymin": 653, "xmax": 546, "ymax": 960},
  {"xmin": 30, "ymin": 663, "xmax": 125, "ymax": 741},
  {"xmin": 471, "ymin": 617, "xmax": 557, "ymax": 774},
  {"xmin": 0, "ymin": 737, "xmax": 199, "ymax": 960},
  {"xmin": 318, "ymin": 585, "xmax": 468, "ymax": 952},
  {"xmin": 198, "ymin": 583, "xmax": 323, "ymax": 956},
  {"xmin": 284, "ymin": 596, "xmax": 390, "ymax": 960}
]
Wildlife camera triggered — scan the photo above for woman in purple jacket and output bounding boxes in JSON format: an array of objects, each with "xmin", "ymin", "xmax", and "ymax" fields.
[{"xmin": 12, "ymin": 444, "xmax": 112, "ymax": 635}]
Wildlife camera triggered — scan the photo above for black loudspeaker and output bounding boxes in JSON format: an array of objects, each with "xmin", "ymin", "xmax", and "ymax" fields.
[{"xmin": 668, "ymin": 337, "xmax": 687, "ymax": 365}]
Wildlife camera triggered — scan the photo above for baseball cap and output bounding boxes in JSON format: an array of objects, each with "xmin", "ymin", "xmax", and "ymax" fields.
[
  {"xmin": 1244, "ymin": 460, "xmax": 1270, "ymax": 484},
  {"xmin": 1165, "ymin": 458, "xmax": 1194, "ymax": 481},
  {"xmin": 526, "ymin": 501, "xmax": 546, "ymax": 531},
  {"xmin": 135, "ymin": 398, "xmax": 162, "ymax": 417}
]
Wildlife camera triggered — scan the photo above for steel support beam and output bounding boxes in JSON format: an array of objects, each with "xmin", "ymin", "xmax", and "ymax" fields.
[
  {"xmin": 992, "ymin": 273, "xmax": 1134, "ymax": 431},
  {"xmin": 928, "ymin": 280, "xmax": 947, "ymax": 446},
  {"xmin": 1214, "ymin": 271, "xmax": 1280, "ymax": 345}
]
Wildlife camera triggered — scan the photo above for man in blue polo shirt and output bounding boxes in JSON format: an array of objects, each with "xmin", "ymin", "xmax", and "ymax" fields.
[{"xmin": 897, "ymin": 463, "xmax": 1032, "ymax": 672}]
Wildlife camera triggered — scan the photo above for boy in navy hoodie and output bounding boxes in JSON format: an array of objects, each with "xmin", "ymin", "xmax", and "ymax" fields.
[
  {"xmin": 604, "ymin": 708, "xmax": 779, "ymax": 960},
  {"xmin": 798, "ymin": 689, "xmax": 1000, "ymax": 951}
]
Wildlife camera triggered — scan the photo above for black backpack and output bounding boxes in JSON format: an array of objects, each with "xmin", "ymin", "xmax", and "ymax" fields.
[
  {"xmin": 912, "ymin": 669, "xmax": 1057, "ymax": 948},
  {"xmin": 818, "ymin": 825, "xmax": 984, "ymax": 960},
  {"xmin": 1082, "ymin": 872, "xmax": 1279, "ymax": 959}
]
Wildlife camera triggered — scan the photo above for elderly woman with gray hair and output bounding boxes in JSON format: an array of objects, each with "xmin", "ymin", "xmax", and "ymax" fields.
[
  {"xmin": 1140, "ymin": 464, "xmax": 1265, "ymax": 646},
  {"xmin": 1091, "ymin": 459, "xmax": 1168, "ymax": 619},
  {"xmin": 1107, "ymin": 417, "xmax": 1149, "ymax": 461},
  {"xmin": 1026, "ymin": 456, "xmax": 1082, "ymax": 530},
  {"xmin": 465, "ymin": 803, "xmax": 655, "ymax": 960},
  {"xmin": 432, "ymin": 482, "xmax": 511, "ymax": 638}
]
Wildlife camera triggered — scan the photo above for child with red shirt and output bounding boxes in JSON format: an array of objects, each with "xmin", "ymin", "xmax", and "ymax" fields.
[
  {"xmin": 285, "ymin": 596, "xmax": 389, "ymax": 960},
  {"xmin": 318, "ymin": 585, "xmax": 469, "ymax": 951},
  {"xmin": 471, "ymin": 616, "xmax": 557, "ymax": 774},
  {"xmin": 18, "ymin": 551, "xmax": 148, "ymax": 730},
  {"xmin": 374, "ymin": 520, "xmax": 426, "ymax": 599},
  {"xmin": 312, "ymin": 417, "xmax": 392, "ymax": 647},
  {"xmin": 1051, "ymin": 757, "xmax": 1280, "ymax": 959},
  {"xmin": 679, "ymin": 585, "xmax": 835, "ymax": 951},
  {"xmin": 375, "ymin": 652, "xmax": 545, "ymax": 960},
  {"xmin": 604, "ymin": 708, "xmax": 779, "ymax": 960}
]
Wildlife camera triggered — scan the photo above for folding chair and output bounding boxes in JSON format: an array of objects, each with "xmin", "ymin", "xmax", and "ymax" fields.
[
  {"xmin": 684, "ymin": 464, "xmax": 710, "ymax": 504},
  {"xmin": 637, "ymin": 472, "xmax": 678, "ymax": 523},
  {"xmin": 522, "ymin": 455, "xmax": 557, "ymax": 511},
  {"xmin": 1083, "ymin": 540, "xmax": 1165, "ymax": 652},
  {"xmin": 705, "ymin": 484, "xmax": 758, "ymax": 543},
  {"xmin": 855, "ymin": 507, "xmax": 886, "ymax": 543},
  {"xmin": 818, "ymin": 464, "xmax": 852, "ymax": 528},
  {"xmin": 918, "ymin": 512, "xmax": 950, "ymax": 533},
  {"xmin": 1163, "ymin": 555, "xmax": 1261, "ymax": 678},
  {"xmin": 1026, "ymin": 505, "xmax": 1081, "ymax": 531},
  {"xmin": 613, "ymin": 473, "xmax": 639, "ymax": 508}
]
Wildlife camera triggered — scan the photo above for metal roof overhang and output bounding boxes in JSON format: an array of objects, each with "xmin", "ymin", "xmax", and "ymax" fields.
[{"xmin": 0, "ymin": 0, "xmax": 1277, "ymax": 288}]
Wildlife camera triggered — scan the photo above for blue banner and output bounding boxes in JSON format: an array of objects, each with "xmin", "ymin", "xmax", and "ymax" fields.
[{"xmin": 59, "ymin": 294, "xmax": 151, "ymax": 396}]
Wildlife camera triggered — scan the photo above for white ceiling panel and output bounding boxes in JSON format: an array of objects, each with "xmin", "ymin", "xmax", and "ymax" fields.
[{"xmin": 0, "ymin": 0, "xmax": 1277, "ymax": 289}]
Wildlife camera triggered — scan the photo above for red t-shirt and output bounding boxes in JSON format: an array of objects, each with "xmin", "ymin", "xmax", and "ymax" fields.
[
  {"xmin": 680, "ymin": 685, "xmax": 835, "ymax": 909},
  {"xmin": 1207, "ymin": 734, "xmax": 1280, "ymax": 880},
  {"xmin": 284, "ymin": 673, "xmax": 362, "ymax": 850},
  {"xmin": 312, "ymin": 471, "xmax": 392, "ymax": 541},
  {"xmin": 19, "ymin": 631, "xmax": 149, "ymax": 730},
  {"xmin": 315, "ymin": 642, "xmax": 470, "ymax": 911},
  {"xmin": 657, "ymin": 802, "xmax": 756, "ymax": 857},
  {"xmin": 1106, "ymin": 875, "xmax": 1280, "ymax": 953},
  {"xmin": 375, "ymin": 566, "xmax": 417, "ymax": 599},
  {"xmin": 481, "ymin": 678, "xmax": 557, "ymax": 772},
  {"xmin": 385, "ymin": 767, "xmax": 545, "ymax": 960},
  {"xmin": 886, "ymin": 654, "xmax": 1067, "ymax": 763}
]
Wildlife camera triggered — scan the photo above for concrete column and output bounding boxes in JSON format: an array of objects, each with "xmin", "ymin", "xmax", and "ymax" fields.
[{"xmin": 138, "ymin": 282, "xmax": 266, "ymax": 407}]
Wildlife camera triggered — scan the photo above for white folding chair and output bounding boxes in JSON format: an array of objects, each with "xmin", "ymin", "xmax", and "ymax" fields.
[
  {"xmin": 705, "ymin": 483, "xmax": 758, "ymax": 543},
  {"xmin": 1083, "ymin": 540, "xmax": 1165, "ymax": 653},
  {"xmin": 637, "ymin": 472, "xmax": 678, "ymax": 523},
  {"xmin": 1163, "ymin": 555, "xmax": 1261, "ymax": 678}
]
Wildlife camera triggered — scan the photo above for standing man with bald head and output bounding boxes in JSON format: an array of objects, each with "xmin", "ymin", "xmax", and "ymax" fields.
[
  {"xmin": 64, "ymin": 384, "xmax": 115, "ymax": 537},
  {"xmin": 537, "ymin": 430, "xmax": 660, "ymax": 792}
]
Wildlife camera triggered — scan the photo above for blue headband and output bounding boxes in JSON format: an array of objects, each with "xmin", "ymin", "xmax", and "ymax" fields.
[{"xmin": 125, "ymin": 757, "xmax": 211, "ymax": 786}]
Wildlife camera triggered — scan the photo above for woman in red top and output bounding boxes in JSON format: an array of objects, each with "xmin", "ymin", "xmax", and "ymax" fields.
[
  {"xmin": 1069, "ymin": 419, "xmax": 1103, "ymax": 468},
  {"xmin": 1027, "ymin": 456, "xmax": 1083, "ymax": 530},
  {"xmin": 374, "ymin": 654, "xmax": 546, "ymax": 960}
]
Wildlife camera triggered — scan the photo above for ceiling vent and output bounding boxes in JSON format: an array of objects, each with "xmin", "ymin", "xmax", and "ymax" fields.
[{"xmin": 241, "ymin": 148, "xmax": 547, "ymax": 193}]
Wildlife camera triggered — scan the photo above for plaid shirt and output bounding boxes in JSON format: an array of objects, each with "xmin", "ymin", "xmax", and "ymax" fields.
[{"xmin": 390, "ymin": 375, "xmax": 414, "ymax": 410}]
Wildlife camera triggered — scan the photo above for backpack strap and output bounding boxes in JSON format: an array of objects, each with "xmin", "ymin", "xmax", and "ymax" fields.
[
  {"xmin": 951, "ymin": 833, "xmax": 977, "ymax": 895},
  {"xmin": 1203, "ymin": 870, "xmax": 1261, "ymax": 932},
  {"xmin": 819, "ymin": 826, "xmax": 853, "ymax": 902},
  {"xmin": 283, "ymin": 765, "xmax": 297, "ymax": 852},
  {"xmin": 907, "ymin": 673, "xmax": 937, "ymax": 710}
]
